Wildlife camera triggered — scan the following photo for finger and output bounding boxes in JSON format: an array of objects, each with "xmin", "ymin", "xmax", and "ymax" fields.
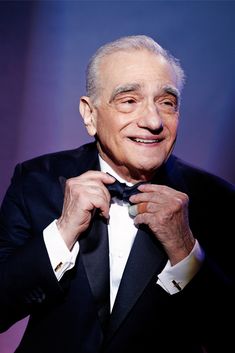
[
  {"xmin": 137, "ymin": 183, "xmax": 175, "ymax": 194},
  {"xmin": 92, "ymin": 197, "xmax": 111, "ymax": 219},
  {"xmin": 137, "ymin": 183, "xmax": 162, "ymax": 192},
  {"xmin": 129, "ymin": 184, "xmax": 181, "ymax": 204},
  {"xmin": 76, "ymin": 170, "xmax": 116, "ymax": 185},
  {"xmin": 129, "ymin": 191, "xmax": 159, "ymax": 204},
  {"xmin": 81, "ymin": 192, "xmax": 111, "ymax": 220},
  {"xmin": 81, "ymin": 171, "xmax": 116, "ymax": 201},
  {"xmin": 67, "ymin": 171, "xmax": 115, "ymax": 202},
  {"xmin": 87, "ymin": 183, "xmax": 113, "ymax": 205}
]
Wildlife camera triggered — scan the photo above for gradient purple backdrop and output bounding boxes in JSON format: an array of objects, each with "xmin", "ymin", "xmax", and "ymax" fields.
[{"xmin": 0, "ymin": 1, "xmax": 235, "ymax": 352}]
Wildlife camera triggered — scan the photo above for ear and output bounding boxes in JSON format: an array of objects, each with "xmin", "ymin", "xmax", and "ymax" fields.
[{"xmin": 79, "ymin": 96, "xmax": 97, "ymax": 136}]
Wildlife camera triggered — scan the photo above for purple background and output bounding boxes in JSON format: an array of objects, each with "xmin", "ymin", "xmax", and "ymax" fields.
[{"xmin": 0, "ymin": 1, "xmax": 235, "ymax": 352}]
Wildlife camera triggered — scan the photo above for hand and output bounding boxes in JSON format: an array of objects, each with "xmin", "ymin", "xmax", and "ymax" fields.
[
  {"xmin": 56, "ymin": 171, "xmax": 115, "ymax": 250},
  {"xmin": 129, "ymin": 184, "xmax": 195, "ymax": 265}
]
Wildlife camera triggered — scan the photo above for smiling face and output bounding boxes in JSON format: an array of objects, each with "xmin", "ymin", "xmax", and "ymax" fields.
[{"xmin": 80, "ymin": 49, "xmax": 180, "ymax": 183}]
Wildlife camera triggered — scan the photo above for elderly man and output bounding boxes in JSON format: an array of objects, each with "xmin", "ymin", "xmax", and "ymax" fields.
[{"xmin": 0, "ymin": 35, "xmax": 234, "ymax": 353}]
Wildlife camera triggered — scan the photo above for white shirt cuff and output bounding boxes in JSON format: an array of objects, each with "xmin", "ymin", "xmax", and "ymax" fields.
[
  {"xmin": 157, "ymin": 239, "xmax": 205, "ymax": 294},
  {"xmin": 43, "ymin": 220, "xmax": 79, "ymax": 280}
]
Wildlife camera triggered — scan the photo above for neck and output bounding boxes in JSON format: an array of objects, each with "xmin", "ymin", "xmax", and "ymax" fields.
[{"xmin": 98, "ymin": 154, "xmax": 157, "ymax": 184}]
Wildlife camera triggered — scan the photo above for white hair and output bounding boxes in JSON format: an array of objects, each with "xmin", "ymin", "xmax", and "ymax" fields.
[{"xmin": 86, "ymin": 35, "xmax": 185, "ymax": 102}]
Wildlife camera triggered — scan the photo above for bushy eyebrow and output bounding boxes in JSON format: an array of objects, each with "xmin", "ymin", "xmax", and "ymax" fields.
[
  {"xmin": 109, "ymin": 83, "xmax": 141, "ymax": 103},
  {"xmin": 163, "ymin": 85, "xmax": 180, "ymax": 100},
  {"xmin": 109, "ymin": 83, "xmax": 180, "ymax": 104}
]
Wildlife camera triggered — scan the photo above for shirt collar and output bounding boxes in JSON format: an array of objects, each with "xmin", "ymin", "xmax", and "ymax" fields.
[{"xmin": 98, "ymin": 155, "xmax": 133, "ymax": 186}]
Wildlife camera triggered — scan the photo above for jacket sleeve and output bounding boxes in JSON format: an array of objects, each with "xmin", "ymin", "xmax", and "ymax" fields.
[{"xmin": 0, "ymin": 164, "xmax": 64, "ymax": 332}]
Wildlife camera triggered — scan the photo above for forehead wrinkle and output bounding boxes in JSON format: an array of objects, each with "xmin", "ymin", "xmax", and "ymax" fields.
[{"xmin": 109, "ymin": 83, "xmax": 142, "ymax": 103}]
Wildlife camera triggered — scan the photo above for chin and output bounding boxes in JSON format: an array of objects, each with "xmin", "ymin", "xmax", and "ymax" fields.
[
  {"xmin": 137, "ymin": 158, "xmax": 163, "ymax": 170},
  {"xmin": 129, "ymin": 162, "xmax": 162, "ymax": 178}
]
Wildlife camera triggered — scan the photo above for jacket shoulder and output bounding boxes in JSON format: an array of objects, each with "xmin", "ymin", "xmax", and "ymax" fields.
[
  {"xmin": 171, "ymin": 155, "xmax": 235, "ymax": 194},
  {"xmin": 16, "ymin": 142, "xmax": 98, "ymax": 178}
]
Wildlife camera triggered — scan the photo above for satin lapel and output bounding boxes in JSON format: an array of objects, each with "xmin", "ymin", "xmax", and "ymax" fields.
[
  {"xmin": 107, "ymin": 225, "xmax": 167, "ymax": 338},
  {"xmin": 79, "ymin": 215, "xmax": 110, "ymax": 329},
  {"xmin": 58, "ymin": 175, "xmax": 66, "ymax": 194},
  {"xmin": 57, "ymin": 144, "xmax": 110, "ymax": 327}
]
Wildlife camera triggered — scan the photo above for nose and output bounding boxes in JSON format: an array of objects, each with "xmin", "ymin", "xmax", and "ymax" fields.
[{"xmin": 137, "ymin": 100, "xmax": 163, "ymax": 132}]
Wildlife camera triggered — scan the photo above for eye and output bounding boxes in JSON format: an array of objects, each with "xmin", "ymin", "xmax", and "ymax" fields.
[
  {"xmin": 121, "ymin": 98, "xmax": 136, "ymax": 104},
  {"xmin": 163, "ymin": 100, "xmax": 174, "ymax": 106},
  {"xmin": 157, "ymin": 97, "xmax": 178, "ymax": 112},
  {"xmin": 114, "ymin": 96, "xmax": 139, "ymax": 113}
]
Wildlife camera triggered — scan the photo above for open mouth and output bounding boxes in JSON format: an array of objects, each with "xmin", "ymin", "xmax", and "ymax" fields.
[{"xmin": 130, "ymin": 137, "xmax": 162, "ymax": 144}]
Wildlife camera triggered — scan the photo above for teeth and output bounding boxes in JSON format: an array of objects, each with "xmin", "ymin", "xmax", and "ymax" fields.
[{"xmin": 134, "ymin": 138, "xmax": 159, "ymax": 143}]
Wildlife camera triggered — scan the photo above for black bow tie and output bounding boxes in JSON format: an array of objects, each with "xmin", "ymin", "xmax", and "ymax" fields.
[{"xmin": 107, "ymin": 178, "xmax": 148, "ymax": 203}]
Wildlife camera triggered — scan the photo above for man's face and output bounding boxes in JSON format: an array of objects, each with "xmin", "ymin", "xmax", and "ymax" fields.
[{"xmin": 82, "ymin": 49, "xmax": 180, "ymax": 182}]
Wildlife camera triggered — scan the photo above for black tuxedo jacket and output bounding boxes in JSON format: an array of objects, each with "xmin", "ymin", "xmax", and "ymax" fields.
[{"xmin": 0, "ymin": 142, "xmax": 234, "ymax": 353}]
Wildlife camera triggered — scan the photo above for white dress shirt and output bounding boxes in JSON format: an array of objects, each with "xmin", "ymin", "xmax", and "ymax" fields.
[{"xmin": 43, "ymin": 156, "xmax": 205, "ymax": 311}]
